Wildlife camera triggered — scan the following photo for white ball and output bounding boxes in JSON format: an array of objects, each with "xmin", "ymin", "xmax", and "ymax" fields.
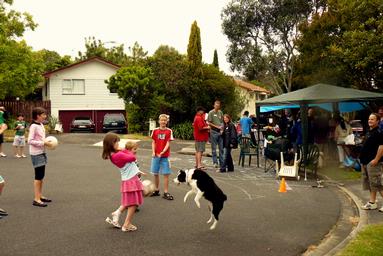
[
  {"xmin": 142, "ymin": 180, "xmax": 156, "ymax": 197},
  {"xmin": 45, "ymin": 136, "xmax": 58, "ymax": 150}
]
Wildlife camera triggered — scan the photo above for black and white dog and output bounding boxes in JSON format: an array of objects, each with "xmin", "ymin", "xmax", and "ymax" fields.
[{"xmin": 173, "ymin": 168, "xmax": 227, "ymax": 230}]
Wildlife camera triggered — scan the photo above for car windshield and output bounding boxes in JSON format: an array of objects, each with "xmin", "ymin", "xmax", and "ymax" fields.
[
  {"xmin": 104, "ymin": 115, "xmax": 125, "ymax": 123},
  {"xmin": 73, "ymin": 119, "xmax": 92, "ymax": 125}
]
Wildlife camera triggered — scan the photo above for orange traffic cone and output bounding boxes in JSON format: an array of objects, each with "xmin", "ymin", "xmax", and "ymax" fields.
[{"xmin": 279, "ymin": 178, "xmax": 287, "ymax": 193}]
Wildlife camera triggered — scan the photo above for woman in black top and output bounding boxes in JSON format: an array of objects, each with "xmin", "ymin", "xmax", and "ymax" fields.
[
  {"xmin": 219, "ymin": 114, "xmax": 237, "ymax": 173},
  {"xmin": 360, "ymin": 113, "xmax": 383, "ymax": 211}
]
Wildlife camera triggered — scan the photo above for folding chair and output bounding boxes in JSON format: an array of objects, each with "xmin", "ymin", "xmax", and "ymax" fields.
[
  {"xmin": 238, "ymin": 136, "xmax": 259, "ymax": 167},
  {"xmin": 264, "ymin": 137, "xmax": 291, "ymax": 173},
  {"xmin": 298, "ymin": 144, "xmax": 320, "ymax": 180}
]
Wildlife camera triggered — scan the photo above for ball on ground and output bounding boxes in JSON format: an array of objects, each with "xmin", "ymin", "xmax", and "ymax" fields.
[
  {"xmin": 142, "ymin": 180, "xmax": 156, "ymax": 197},
  {"xmin": 45, "ymin": 136, "xmax": 58, "ymax": 150}
]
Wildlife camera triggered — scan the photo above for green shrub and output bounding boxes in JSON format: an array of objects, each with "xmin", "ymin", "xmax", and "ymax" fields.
[{"xmin": 172, "ymin": 122, "xmax": 194, "ymax": 140}]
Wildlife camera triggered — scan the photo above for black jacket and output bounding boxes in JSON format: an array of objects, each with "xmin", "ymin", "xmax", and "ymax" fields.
[{"xmin": 222, "ymin": 122, "xmax": 237, "ymax": 149}]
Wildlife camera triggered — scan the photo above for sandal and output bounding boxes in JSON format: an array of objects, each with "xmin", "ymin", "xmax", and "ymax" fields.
[
  {"xmin": 105, "ymin": 217, "xmax": 121, "ymax": 228},
  {"xmin": 150, "ymin": 190, "xmax": 160, "ymax": 197},
  {"xmin": 121, "ymin": 224, "xmax": 137, "ymax": 232},
  {"xmin": 162, "ymin": 192, "xmax": 174, "ymax": 200}
]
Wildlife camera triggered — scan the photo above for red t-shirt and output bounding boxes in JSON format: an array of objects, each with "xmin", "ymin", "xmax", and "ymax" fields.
[
  {"xmin": 193, "ymin": 113, "xmax": 209, "ymax": 142},
  {"xmin": 151, "ymin": 127, "xmax": 174, "ymax": 157}
]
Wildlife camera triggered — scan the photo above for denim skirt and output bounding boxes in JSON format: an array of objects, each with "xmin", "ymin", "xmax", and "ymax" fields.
[{"xmin": 31, "ymin": 153, "xmax": 47, "ymax": 168}]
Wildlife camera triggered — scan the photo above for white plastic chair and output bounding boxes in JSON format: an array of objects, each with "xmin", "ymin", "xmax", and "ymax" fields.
[{"xmin": 276, "ymin": 152, "xmax": 300, "ymax": 180}]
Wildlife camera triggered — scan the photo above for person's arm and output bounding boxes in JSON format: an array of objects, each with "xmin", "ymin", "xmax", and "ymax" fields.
[
  {"xmin": 27, "ymin": 125, "xmax": 44, "ymax": 147},
  {"xmin": 370, "ymin": 145, "xmax": 383, "ymax": 166}
]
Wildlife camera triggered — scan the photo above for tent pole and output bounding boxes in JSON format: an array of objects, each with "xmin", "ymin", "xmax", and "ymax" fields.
[
  {"xmin": 256, "ymin": 105, "xmax": 261, "ymax": 167},
  {"xmin": 301, "ymin": 104, "xmax": 308, "ymax": 181}
]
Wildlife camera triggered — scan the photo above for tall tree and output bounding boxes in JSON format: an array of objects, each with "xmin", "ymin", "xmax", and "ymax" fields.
[
  {"xmin": 212, "ymin": 49, "xmax": 219, "ymax": 69},
  {"xmin": 296, "ymin": 0, "xmax": 383, "ymax": 91},
  {"xmin": 222, "ymin": 0, "xmax": 326, "ymax": 94},
  {"xmin": 37, "ymin": 49, "xmax": 72, "ymax": 72},
  {"xmin": 0, "ymin": 0, "xmax": 43, "ymax": 100},
  {"xmin": 187, "ymin": 21, "xmax": 203, "ymax": 77}
]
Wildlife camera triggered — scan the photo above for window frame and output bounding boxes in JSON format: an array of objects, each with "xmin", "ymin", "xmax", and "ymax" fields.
[{"xmin": 62, "ymin": 79, "xmax": 85, "ymax": 95}]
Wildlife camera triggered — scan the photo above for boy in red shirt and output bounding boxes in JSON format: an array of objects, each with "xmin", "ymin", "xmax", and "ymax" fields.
[
  {"xmin": 193, "ymin": 107, "xmax": 210, "ymax": 169},
  {"xmin": 150, "ymin": 114, "xmax": 174, "ymax": 200}
]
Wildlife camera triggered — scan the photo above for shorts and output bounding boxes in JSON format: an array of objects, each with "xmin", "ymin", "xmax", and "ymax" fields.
[
  {"xmin": 13, "ymin": 135, "xmax": 26, "ymax": 146},
  {"xmin": 31, "ymin": 153, "xmax": 47, "ymax": 168},
  {"xmin": 362, "ymin": 163, "xmax": 383, "ymax": 192},
  {"xmin": 0, "ymin": 134, "xmax": 3, "ymax": 144},
  {"xmin": 151, "ymin": 157, "xmax": 171, "ymax": 175},
  {"xmin": 195, "ymin": 141, "xmax": 206, "ymax": 152}
]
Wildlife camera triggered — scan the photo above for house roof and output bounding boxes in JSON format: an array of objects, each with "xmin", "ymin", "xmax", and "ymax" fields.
[
  {"xmin": 233, "ymin": 79, "xmax": 270, "ymax": 94},
  {"xmin": 43, "ymin": 56, "xmax": 120, "ymax": 78}
]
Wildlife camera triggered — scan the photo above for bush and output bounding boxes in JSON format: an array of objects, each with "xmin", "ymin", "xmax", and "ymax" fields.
[{"xmin": 172, "ymin": 122, "xmax": 194, "ymax": 140}]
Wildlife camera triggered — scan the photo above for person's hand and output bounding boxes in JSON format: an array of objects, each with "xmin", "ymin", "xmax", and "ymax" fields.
[
  {"xmin": 152, "ymin": 152, "xmax": 156, "ymax": 157},
  {"xmin": 139, "ymin": 171, "xmax": 148, "ymax": 176},
  {"xmin": 370, "ymin": 159, "xmax": 379, "ymax": 167},
  {"xmin": 44, "ymin": 140, "xmax": 53, "ymax": 147}
]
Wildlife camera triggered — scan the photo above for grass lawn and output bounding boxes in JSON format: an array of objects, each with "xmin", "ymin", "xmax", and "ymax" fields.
[
  {"xmin": 318, "ymin": 164, "xmax": 361, "ymax": 181},
  {"xmin": 338, "ymin": 224, "xmax": 383, "ymax": 256}
]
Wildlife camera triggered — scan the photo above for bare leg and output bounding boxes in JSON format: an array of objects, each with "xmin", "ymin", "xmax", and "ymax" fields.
[
  {"xmin": 154, "ymin": 175, "xmax": 160, "ymax": 191},
  {"xmin": 0, "ymin": 182, "xmax": 4, "ymax": 195},
  {"xmin": 20, "ymin": 146, "xmax": 25, "ymax": 156},
  {"xmin": 164, "ymin": 174, "xmax": 169, "ymax": 193},
  {"xmin": 122, "ymin": 205, "xmax": 137, "ymax": 230},
  {"xmin": 370, "ymin": 191, "xmax": 377, "ymax": 203},
  {"xmin": 34, "ymin": 180, "xmax": 43, "ymax": 202}
]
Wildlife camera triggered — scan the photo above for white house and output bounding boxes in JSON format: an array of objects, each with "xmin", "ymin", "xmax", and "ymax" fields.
[
  {"xmin": 234, "ymin": 78, "xmax": 270, "ymax": 116},
  {"xmin": 43, "ymin": 57, "xmax": 125, "ymax": 132}
]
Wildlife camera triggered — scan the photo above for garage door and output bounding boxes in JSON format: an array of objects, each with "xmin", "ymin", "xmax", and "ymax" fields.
[{"xmin": 59, "ymin": 110, "xmax": 126, "ymax": 133}]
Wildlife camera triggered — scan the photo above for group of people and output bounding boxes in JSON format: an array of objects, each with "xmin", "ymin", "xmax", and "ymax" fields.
[
  {"xmin": 192, "ymin": 100, "xmax": 254, "ymax": 173},
  {"xmin": 0, "ymin": 107, "xmax": 55, "ymax": 220}
]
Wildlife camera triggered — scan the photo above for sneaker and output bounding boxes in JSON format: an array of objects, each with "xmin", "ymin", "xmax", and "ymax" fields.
[
  {"xmin": 21, "ymin": 154, "xmax": 27, "ymax": 158},
  {"xmin": 0, "ymin": 152, "xmax": 6, "ymax": 157},
  {"xmin": 0, "ymin": 208, "xmax": 8, "ymax": 216},
  {"xmin": 15, "ymin": 154, "xmax": 21, "ymax": 158},
  {"xmin": 361, "ymin": 202, "xmax": 378, "ymax": 210},
  {"xmin": 379, "ymin": 207, "xmax": 383, "ymax": 213}
]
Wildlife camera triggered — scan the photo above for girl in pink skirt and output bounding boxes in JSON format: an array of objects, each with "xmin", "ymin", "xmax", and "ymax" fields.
[{"xmin": 102, "ymin": 133, "xmax": 144, "ymax": 232}]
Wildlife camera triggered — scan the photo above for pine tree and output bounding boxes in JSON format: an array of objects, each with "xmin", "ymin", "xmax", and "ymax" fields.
[
  {"xmin": 212, "ymin": 49, "xmax": 219, "ymax": 69},
  {"xmin": 187, "ymin": 21, "xmax": 203, "ymax": 77}
]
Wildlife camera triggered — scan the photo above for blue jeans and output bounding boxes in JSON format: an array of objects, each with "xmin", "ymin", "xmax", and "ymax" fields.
[
  {"xmin": 220, "ymin": 147, "xmax": 234, "ymax": 172},
  {"xmin": 210, "ymin": 130, "xmax": 223, "ymax": 166}
]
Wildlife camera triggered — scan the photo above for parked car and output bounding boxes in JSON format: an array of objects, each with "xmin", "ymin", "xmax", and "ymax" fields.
[
  {"xmin": 102, "ymin": 113, "xmax": 127, "ymax": 134},
  {"xmin": 70, "ymin": 117, "xmax": 95, "ymax": 133}
]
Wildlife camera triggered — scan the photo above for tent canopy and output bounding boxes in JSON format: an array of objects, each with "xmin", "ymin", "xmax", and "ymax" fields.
[
  {"xmin": 260, "ymin": 102, "xmax": 367, "ymax": 113},
  {"xmin": 258, "ymin": 83, "xmax": 383, "ymax": 106}
]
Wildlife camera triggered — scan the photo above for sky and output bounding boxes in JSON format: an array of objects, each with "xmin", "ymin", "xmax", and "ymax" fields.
[{"xmin": 11, "ymin": 0, "xmax": 235, "ymax": 75}]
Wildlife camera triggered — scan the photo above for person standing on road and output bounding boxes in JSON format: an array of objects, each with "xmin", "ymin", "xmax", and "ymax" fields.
[
  {"xmin": 239, "ymin": 111, "xmax": 253, "ymax": 137},
  {"xmin": 193, "ymin": 107, "xmax": 210, "ymax": 169},
  {"xmin": 150, "ymin": 114, "xmax": 174, "ymax": 200},
  {"xmin": 0, "ymin": 175, "xmax": 7, "ymax": 219},
  {"xmin": 28, "ymin": 107, "xmax": 53, "ymax": 207},
  {"xmin": 0, "ymin": 106, "xmax": 8, "ymax": 157},
  {"xmin": 360, "ymin": 113, "xmax": 383, "ymax": 211},
  {"xmin": 102, "ymin": 133, "xmax": 143, "ymax": 232},
  {"xmin": 13, "ymin": 114, "xmax": 28, "ymax": 158},
  {"xmin": 207, "ymin": 100, "xmax": 223, "ymax": 168},
  {"xmin": 218, "ymin": 114, "xmax": 237, "ymax": 173}
]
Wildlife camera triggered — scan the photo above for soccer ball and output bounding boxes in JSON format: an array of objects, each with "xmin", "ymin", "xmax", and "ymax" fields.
[
  {"xmin": 142, "ymin": 180, "xmax": 156, "ymax": 197},
  {"xmin": 45, "ymin": 136, "xmax": 58, "ymax": 150}
]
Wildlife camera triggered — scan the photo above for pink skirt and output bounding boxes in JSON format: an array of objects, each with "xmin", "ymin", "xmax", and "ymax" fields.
[{"xmin": 120, "ymin": 176, "xmax": 144, "ymax": 207}]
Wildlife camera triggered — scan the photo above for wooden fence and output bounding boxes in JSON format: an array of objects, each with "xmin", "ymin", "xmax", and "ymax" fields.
[{"xmin": 0, "ymin": 100, "xmax": 51, "ymax": 122}]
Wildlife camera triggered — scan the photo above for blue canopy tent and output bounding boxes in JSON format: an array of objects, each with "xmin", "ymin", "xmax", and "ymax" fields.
[
  {"xmin": 260, "ymin": 102, "xmax": 367, "ymax": 113},
  {"xmin": 255, "ymin": 83, "xmax": 383, "ymax": 178}
]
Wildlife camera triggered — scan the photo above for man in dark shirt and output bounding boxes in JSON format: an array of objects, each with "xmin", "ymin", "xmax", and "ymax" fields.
[{"xmin": 360, "ymin": 113, "xmax": 383, "ymax": 211}]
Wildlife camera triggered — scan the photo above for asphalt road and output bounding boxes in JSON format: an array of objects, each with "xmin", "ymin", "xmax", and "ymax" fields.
[{"xmin": 0, "ymin": 134, "xmax": 342, "ymax": 256}]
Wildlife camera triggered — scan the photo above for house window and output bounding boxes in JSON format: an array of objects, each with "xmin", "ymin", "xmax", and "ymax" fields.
[{"xmin": 62, "ymin": 79, "xmax": 85, "ymax": 95}]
